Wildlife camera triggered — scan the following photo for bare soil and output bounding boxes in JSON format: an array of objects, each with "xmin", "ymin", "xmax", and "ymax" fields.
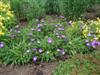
[{"xmin": 0, "ymin": 62, "xmax": 58, "ymax": 75}]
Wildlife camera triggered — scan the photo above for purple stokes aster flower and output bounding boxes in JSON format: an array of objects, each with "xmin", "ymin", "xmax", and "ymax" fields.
[
  {"xmin": 59, "ymin": 15, "xmax": 65, "ymax": 18},
  {"xmin": 97, "ymin": 42, "xmax": 100, "ymax": 45},
  {"xmin": 58, "ymin": 28, "xmax": 64, "ymax": 31},
  {"xmin": 0, "ymin": 42, "xmax": 4, "ymax": 48},
  {"xmin": 60, "ymin": 48, "xmax": 65, "ymax": 55},
  {"xmin": 37, "ymin": 24, "xmax": 42, "ymax": 27},
  {"xmin": 87, "ymin": 33, "xmax": 92, "ymax": 36},
  {"xmin": 33, "ymin": 56, "xmax": 37, "ymax": 62},
  {"xmin": 37, "ymin": 28, "xmax": 41, "ymax": 32},
  {"xmin": 32, "ymin": 48, "xmax": 37, "ymax": 51},
  {"xmin": 86, "ymin": 43, "xmax": 91, "ymax": 46},
  {"xmin": 91, "ymin": 40, "xmax": 98, "ymax": 48},
  {"xmin": 48, "ymin": 38, "xmax": 53, "ymax": 43},
  {"xmin": 61, "ymin": 35, "xmax": 66, "ymax": 39},
  {"xmin": 38, "ymin": 48, "xmax": 43, "ymax": 53}
]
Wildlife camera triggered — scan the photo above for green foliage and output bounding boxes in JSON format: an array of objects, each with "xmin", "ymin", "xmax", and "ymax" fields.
[
  {"xmin": 10, "ymin": 0, "xmax": 95, "ymax": 20},
  {"xmin": 60, "ymin": 0, "xmax": 95, "ymax": 20},
  {"xmin": 0, "ymin": 16, "xmax": 90, "ymax": 65},
  {"xmin": 10, "ymin": 0, "xmax": 46, "ymax": 20},
  {"xmin": 64, "ymin": 21, "xmax": 89, "ymax": 55},
  {"xmin": 53, "ymin": 51, "xmax": 100, "ymax": 75}
]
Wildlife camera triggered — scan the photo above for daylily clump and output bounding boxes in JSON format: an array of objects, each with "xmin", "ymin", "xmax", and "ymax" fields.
[
  {"xmin": 82, "ymin": 18, "xmax": 100, "ymax": 48},
  {"xmin": 0, "ymin": 1, "xmax": 16, "ymax": 30}
]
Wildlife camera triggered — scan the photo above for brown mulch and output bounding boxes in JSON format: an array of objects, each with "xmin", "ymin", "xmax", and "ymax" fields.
[{"xmin": 0, "ymin": 62, "xmax": 58, "ymax": 75}]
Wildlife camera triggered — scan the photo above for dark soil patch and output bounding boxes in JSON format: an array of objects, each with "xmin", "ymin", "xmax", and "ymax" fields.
[{"xmin": 0, "ymin": 62, "xmax": 58, "ymax": 75}]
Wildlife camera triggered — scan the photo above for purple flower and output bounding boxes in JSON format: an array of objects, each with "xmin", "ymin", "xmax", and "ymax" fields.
[
  {"xmin": 97, "ymin": 42, "xmax": 100, "ymax": 45},
  {"xmin": 61, "ymin": 35, "xmax": 66, "ymax": 38},
  {"xmin": 33, "ymin": 56, "xmax": 37, "ymax": 62},
  {"xmin": 48, "ymin": 38, "xmax": 53, "ymax": 43},
  {"xmin": 0, "ymin": 42, "xmax": 4, "ymax": 48},
  {"xmin": 58, "ymin": 28, "xmax": 64, "ymax": 31},
  {"xmin": 37, "ymin": 28, "xmax": 41, "ymax": 32},
  {"xmin": 37, "ymin": 24, "xmax": 42, "ymax": 27},
  {"xmin": 86, "ymin": 43, "xmax": 91, "ymax": 46},
  {"xmin": 60, "ymin": 48, "xmax": 65, "ymax": 55},
  {"xmin": 59, "ymin": 15, "xmax": 65, "ymax": 18},
  {"xmin": 87, "ymin": 33, "xmax": 92, "ymax": 36},
  {"xmin": 38, "ymin": 48, "xmax": 43, "ymax": 53},
  {"xmin": 91, "ymin": 40, "xmax": 98, "ymax": 48},
  {"xmin": 32, "ymin": 48, "xmax": 37, "ymax": 51}
]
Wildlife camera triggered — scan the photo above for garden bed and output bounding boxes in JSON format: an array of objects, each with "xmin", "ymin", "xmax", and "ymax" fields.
[{"xmin": 0, "ymin": 1, "xmax": 100, "ymax": 75}]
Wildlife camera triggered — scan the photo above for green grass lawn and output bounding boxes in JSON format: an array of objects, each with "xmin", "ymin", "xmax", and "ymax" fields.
[{"xmin": 53, "ymin": 51, "xmax": 100, "ymax": 75}]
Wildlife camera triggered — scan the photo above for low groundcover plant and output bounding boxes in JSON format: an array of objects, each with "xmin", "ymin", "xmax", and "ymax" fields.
[{"xmin": 0, "ymin": 16, "xmax": 97, "ymax": 65}]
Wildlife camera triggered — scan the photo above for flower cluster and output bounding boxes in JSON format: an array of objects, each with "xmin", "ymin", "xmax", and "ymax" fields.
[
  {"xmin": 82, "ymin": 18, "xmax": 100, "ymax": 48},
  {"xmin": 0, "ymin": 1, "xmax": 16, "ymax": 29}
]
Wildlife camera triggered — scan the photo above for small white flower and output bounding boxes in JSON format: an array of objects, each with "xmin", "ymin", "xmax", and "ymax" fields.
[
  {"xmin": 46, "ymin": 51, "xmax": 50, "ymax": 54},
  {"xmin": 26, "ymin": 50, "xmax": 30, "ymax": 53},
  {"xmin": 37, "ymin": 41, "xmax": 40, "ymax": 43},
  {"xmin": 57, "ymin": 49, "xmax": 60, "ymax": 52}
]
